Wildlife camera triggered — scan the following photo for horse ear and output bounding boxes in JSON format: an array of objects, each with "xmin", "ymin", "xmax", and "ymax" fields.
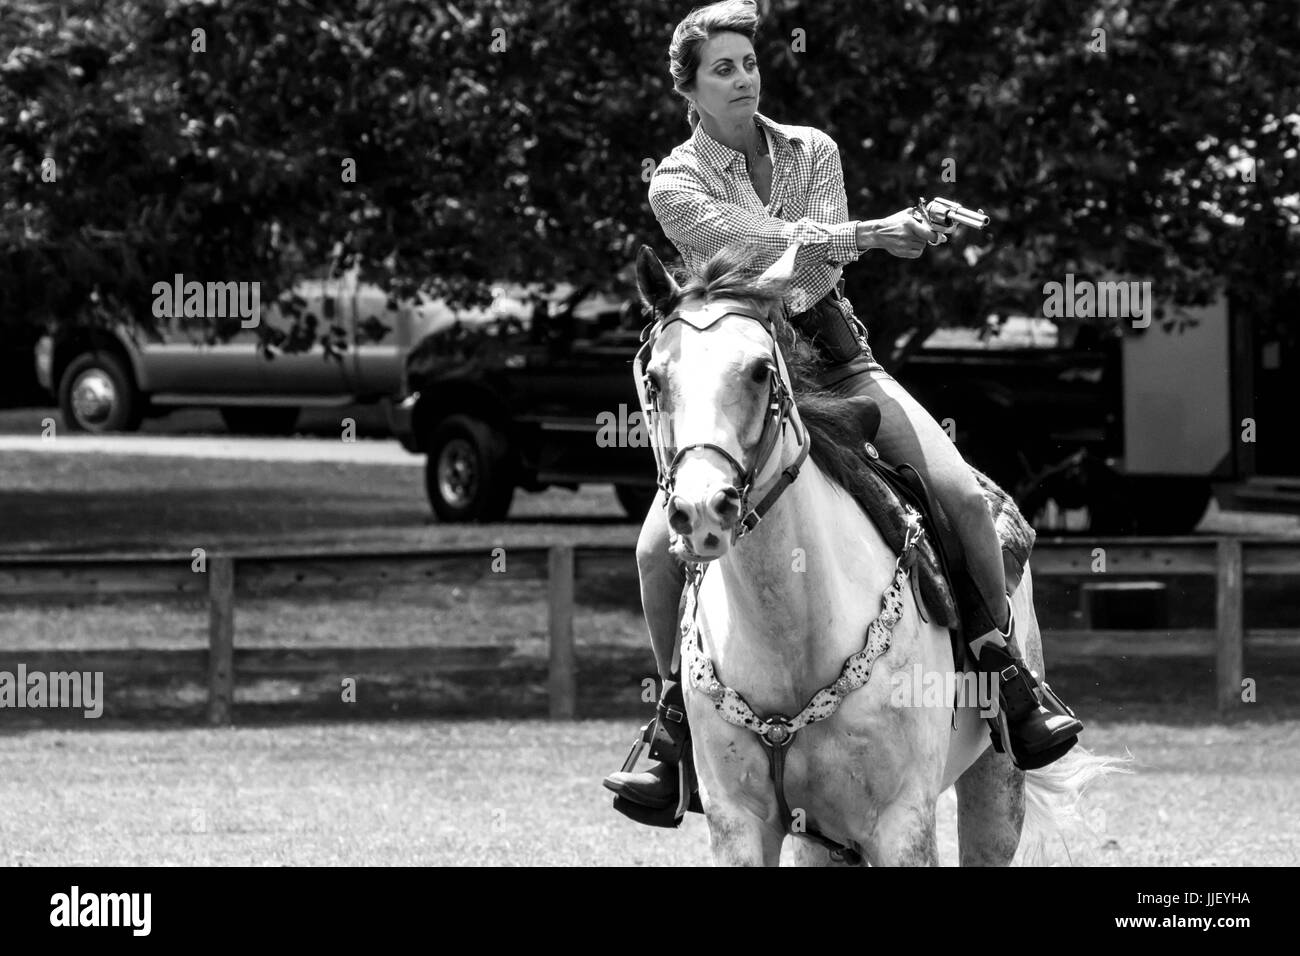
[
  {"xmin": 754, "ymin": 243, "xmax": 801, "ymax": 291},
  {"xmin": 635, "ymin": 245, "xmax": 679, "ymax": 313}
]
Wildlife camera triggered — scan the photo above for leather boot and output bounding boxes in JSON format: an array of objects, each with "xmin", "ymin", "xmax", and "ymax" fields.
[
  {"xmin": 602, "ymin": 677, "xmax": 700, "ymax": 826},
  {"xmin": 972, "ymin": 604, "xmax": 1084, "ymax": 771}
]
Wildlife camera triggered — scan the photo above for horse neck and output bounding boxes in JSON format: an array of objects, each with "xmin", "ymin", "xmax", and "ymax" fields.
[{"xmin": 707, "ymin": 441, "xmax": 892, "ymax": 705}]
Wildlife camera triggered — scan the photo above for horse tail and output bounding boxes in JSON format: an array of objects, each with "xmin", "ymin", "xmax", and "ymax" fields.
[{"xmin": 1017, "ymin": 746, "xmax": 1133, "ymax": 865}]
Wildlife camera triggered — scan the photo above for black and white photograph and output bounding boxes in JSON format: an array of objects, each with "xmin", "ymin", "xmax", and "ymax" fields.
[{"xmin": 0, "ymin": 0, "xmax": 1296, "ymax": 908}]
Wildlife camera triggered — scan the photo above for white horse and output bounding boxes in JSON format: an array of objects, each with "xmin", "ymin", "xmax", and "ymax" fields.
[{"xmin": 634, "ymin": 242, "xmax": 1118, "ymax": 866}]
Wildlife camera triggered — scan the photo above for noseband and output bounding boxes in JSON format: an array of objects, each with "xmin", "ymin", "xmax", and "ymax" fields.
[{"xmin": 634, "ymin": 300, "xmax": 809, "ymax": 537}]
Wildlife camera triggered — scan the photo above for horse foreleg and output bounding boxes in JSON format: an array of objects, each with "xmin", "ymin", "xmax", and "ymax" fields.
[
  {"xmin": 704, "ymin": 805, "xmax": 784, "ymax": 867},
  {"xmin": 786, "ymin": 837, "xmax": 860, "ymax": 867},
  {"xmin": 955, "ymin": 744, "xmax": 1025, "ymax": 866},
  {"xmin": 862, "ymin": 795, "xmax": 939, "ymax": 866}
]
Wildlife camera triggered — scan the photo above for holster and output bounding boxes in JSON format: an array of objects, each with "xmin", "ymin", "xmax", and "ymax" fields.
[{"xmin": 787, "ymin": 281, "xmax": 869, "ymax": 366}]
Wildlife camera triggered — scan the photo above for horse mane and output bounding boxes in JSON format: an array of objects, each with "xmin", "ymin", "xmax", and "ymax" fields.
[{"xmin": 657, "ymin": 243, "xmax": 882, "ymax": 499}]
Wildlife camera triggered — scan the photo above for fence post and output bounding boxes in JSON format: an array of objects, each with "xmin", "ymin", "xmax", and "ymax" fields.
[
  {"xmin": 207, "ymin": 555, "xmax": 235, "ymax": 725},
  {"xmin": 548, "ymin": 545, "xmax": 576, "ymax": 719},
  {"xmin": 1215, "ymin": 538, "xmax": 1244, "ymax": 713}
]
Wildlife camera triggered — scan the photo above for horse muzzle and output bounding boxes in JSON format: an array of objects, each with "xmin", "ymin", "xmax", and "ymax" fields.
[{"xmin": 666, "ymin": 483, "xmax": 743, "ymax": 561}]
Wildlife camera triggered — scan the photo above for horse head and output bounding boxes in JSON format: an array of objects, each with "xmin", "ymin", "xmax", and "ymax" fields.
[{"xmin": 634, "ymin": 243, "xmax": 808, "ymax": 563}]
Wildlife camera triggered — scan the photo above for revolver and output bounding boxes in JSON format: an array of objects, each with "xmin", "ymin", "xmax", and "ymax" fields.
[{"xmin": 911, "ymin": 196, "xmax": 990, "ymax": 245}]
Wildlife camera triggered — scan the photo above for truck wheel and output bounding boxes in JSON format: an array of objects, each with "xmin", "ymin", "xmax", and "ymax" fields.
[
  {"xmin": 614, "ymin": 483, "xmax": 657, "ymax": 519},
  {"xmin": 426, "ymin": 415, "xmax": 515, "ymax": 522},
  {"xmin": 220, "ymin": 406, "xmax": 301, "ymax": 435},
  {"xmin": 58, "ymin": 352, "xmax": 142, "ymax": 433}
]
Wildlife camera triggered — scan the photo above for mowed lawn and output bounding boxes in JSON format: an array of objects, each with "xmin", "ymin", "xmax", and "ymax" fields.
[
  {"xmin": 0, "ymin": 719, "xmax": 1296, "ymax": 866},
  {"xmin": 3, "ymin": 435, "xmax": 1300, "ymax": 865}
]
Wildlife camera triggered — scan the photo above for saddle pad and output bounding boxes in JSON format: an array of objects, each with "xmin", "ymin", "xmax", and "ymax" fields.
[
  {"xmin": 844, "ymin": 457, "xmax": 1036, "ymax": 637},
  {"xmin": 848, "ymin": 460, "xmax": 960, "ymax": 630}
]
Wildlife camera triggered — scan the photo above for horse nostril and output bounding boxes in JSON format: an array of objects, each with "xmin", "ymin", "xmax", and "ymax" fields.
[
  {"xmin": 667, "ymin": 497, "xmax": 694, "ymax": 535},
  {"xmin": 709, "ymin": 486, "xmax": 742, "ymax": 525}
]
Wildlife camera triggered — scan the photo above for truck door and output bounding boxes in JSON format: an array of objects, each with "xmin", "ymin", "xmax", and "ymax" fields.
[
  {"xmin": 344, "ymin": 282, "xmax": 407, "ymax": 397},
  {"xmin": 255, "ymin": 277, "xmax": 352, "ymax": 397},
  {"xmin": 134, "ymin": 284, "xmax": 269, "ymax": 396},
  {"xmin": 516, "ymin": 304, "xmax": 652, "ymax": 486}
]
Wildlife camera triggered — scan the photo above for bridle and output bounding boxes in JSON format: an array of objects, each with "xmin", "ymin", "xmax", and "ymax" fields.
[{"xmin": 633, "ymin": 299, "xmax": 809, "ymax": 539}]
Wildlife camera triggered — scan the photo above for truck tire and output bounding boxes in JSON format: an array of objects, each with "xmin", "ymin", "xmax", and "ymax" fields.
[
  {"xmin": 220, "ymin": 406, "xmax": 301, "ymax": 435},
  {"xmin": 58, "ymin": 352, "xmax": 142, "ymax": 433},
  {"xmin": 615, "ymin": 483, "xmax": 657, "ymax": 519},
  {"xmin": 425, "ymin": 415, "xmax": 516, "ymax": 522}
]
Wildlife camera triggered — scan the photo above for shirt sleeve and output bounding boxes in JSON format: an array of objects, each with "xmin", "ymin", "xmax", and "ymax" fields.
[
  {"xmin": 648, "ymin": 130, "xmax": 861, "ymax": 309},
  {"xmin": 805, "ymin": 130, "xmax": 864, "ymax": 267}
]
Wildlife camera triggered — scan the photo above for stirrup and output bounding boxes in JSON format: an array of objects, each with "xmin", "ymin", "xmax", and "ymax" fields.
[
  {"xmin": 989, "ymin": 709, "xmax": 1080, "ymax": 770},
  {"xmin": 606, "ymin": 680, "xmax": 701, "ymax": 825},
  {"xmin": 987, "ymin": 669, "xmax": 1083, "ymax": 770},
  {"xmin": 610, "ymin": 738, "xmax": 701, "ymax": 827}
]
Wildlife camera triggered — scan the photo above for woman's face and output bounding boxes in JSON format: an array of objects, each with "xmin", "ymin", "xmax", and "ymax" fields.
[{"xmin": 688, "ymin": 32, "xmax": 760, "ymax": 125}]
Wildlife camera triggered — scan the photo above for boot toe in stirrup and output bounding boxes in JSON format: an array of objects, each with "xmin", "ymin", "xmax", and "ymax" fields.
[
  {"xmin": 602, "ymin": 763, "xmax": 680, "ymax": 810},
  {"xmin": 1010, "ymin": 728, "xmax": 1080, "ymax": 771},
  {"xmin": 992, "ymin": 707, "xmax": 1084, "ymax": 770}
]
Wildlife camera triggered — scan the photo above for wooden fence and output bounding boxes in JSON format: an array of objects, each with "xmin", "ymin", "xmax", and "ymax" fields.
[{"xmin": 1, "ymin": 536, "xmax": 1297, "ymax": 721}]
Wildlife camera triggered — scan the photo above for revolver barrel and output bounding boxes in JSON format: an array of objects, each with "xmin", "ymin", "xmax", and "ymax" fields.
[{"xmin": 922, "ymin": 196, "xmax": 990, "ymax": 230}]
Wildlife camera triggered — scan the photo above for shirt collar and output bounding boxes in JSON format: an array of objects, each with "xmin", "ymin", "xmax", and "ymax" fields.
[{"xmin": 691, "ymin": 111, "xmax": 803, "ymax": 172}]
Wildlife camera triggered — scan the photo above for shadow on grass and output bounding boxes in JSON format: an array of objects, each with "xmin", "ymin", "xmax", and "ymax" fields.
[
  {"xmin": 1, "ymin": 653, "xmax": 1295, "ymax": 732},
  {"xmin": 0, "ymin": 487, "xmax": 427, "ymax": 555}
]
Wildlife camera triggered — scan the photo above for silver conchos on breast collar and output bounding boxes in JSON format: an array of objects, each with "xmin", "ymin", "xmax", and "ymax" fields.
[{"xmin": 633, "ymin": 300, "xmax": 807, "ymax": 538}]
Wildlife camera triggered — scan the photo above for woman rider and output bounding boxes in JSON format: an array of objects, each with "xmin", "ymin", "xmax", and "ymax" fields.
[{"xmin": 605, "ymin": 0, "xmax": 1082, "ymax": 823}]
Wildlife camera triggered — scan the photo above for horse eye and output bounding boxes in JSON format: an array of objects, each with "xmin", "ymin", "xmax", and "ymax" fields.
[{"xmin": 750, "ymin": 362, "xmax": 772, "ymax": 384}]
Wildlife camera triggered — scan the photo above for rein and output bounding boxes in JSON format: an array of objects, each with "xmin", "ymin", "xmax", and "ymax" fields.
[{"xmin": 638, "ymin": 298, "xmax": 922, "ymax": 865}]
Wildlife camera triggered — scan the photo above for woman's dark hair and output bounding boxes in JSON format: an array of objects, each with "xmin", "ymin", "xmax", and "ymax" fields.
[{"xmin": 668, "ymin": 0, "xmax": 760, "ymax": 130}]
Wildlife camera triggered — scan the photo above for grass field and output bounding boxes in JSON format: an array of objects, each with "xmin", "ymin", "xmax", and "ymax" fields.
[
  {"xmin": 3, "ymin": 438, "xmax": 1299, "ymax": 865},
  {"xmin": 1, "ymin": 719, "xmax": 1295, "ymax": 866}
]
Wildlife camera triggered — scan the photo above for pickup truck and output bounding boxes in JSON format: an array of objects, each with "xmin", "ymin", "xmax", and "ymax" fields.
[
  {"xmin": 398, "ymin": 306, "xmax": 1228, "ymax": 534},
  {"xmin": 38, "ymin": 277, "xmax": 416, "ymax": 435},
  {"xmin": 399, "ymin": 298, "xmax": 657, "ymax": 521},
  {"xmin": 34, "ymin": 277, "xmax": 618, "ymax": 437}
]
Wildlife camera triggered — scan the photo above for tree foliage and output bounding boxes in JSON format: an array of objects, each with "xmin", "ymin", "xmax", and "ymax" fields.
[{"xmin": 1, "ymin": 0, "xmax": 1296, "ymax": 358}]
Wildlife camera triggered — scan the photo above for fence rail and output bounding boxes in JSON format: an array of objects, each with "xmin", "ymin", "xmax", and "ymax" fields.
[{"xmin": 1, "ymin": 536, "xmax": 1297, "ymax": 721}]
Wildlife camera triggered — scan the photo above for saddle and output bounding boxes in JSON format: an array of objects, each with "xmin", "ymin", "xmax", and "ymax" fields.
[{"xmin": 843, "ymin": 399, "xmax": 1037, "ymax": 669}]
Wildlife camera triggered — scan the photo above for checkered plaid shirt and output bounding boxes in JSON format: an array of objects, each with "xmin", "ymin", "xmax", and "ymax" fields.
[{"xmin": 648, "ymin": 111, "xmax": 862, "ymax": 314}]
